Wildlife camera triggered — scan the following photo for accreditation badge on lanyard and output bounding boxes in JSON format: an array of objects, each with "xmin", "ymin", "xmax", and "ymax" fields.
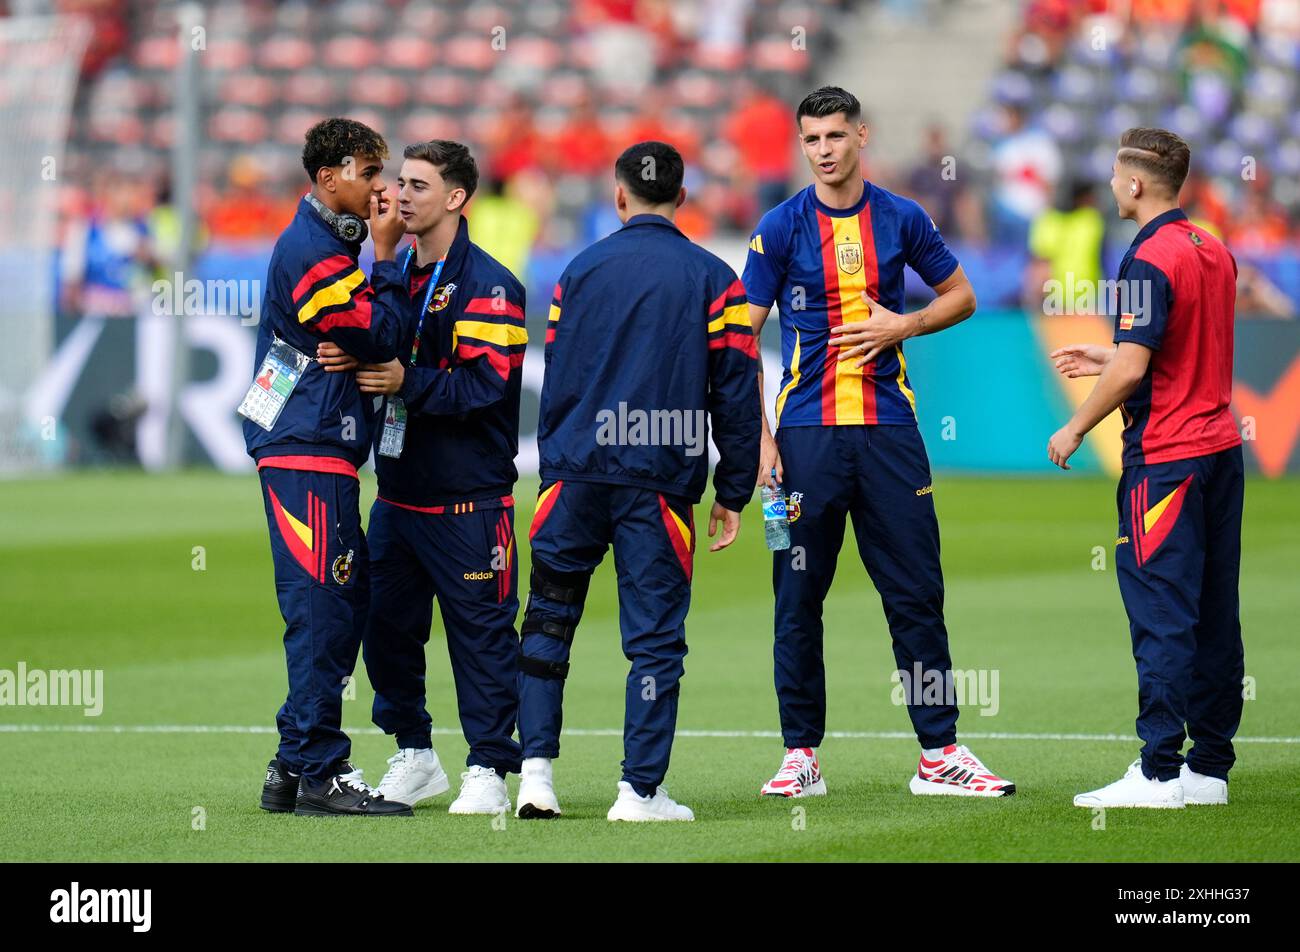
[
  {"xmin": 238, "ymin": 336, "xmax": 312, "ymax": 432},
  {"xmin": 379, "ymin": 247, "xmax": 446, "ymax": 458}
]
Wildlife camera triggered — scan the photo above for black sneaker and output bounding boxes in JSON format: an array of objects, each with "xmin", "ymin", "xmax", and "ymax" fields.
[
  {"xmin": 294, "ymin": 767, "xmax": 414, "ymax": 817},
  {"xmin": 260, "ymin": 758, "xmax": 301, "ymax": 813}
]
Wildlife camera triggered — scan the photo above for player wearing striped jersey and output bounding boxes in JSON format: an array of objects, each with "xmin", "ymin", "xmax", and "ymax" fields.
[{"xmin": 743, "ymin": 87, "xmax": 1014, "ymax": 799}]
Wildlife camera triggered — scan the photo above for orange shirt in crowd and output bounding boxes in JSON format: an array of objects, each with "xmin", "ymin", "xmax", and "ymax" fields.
[{"xmin": 726, "ymin": 94, "xmax": 794, "ymax": 180}]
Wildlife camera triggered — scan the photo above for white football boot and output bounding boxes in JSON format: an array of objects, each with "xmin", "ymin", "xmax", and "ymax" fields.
[
  {"xmin": 760, "ymin": 747, "xmax": 827, "ymax": 798},
  {"xmin": 1180, "ymin": 763, "xmax": 1228, "ymax": 805},
  {"xmin": 1073, "ymin": 759, "xmax": 1184, "ymax": 808},
  {"xmin": 516, "ymin": 757, "xmax": 561, "ymax": 819},
  {"xmin": 606, "ymin": 781, "xmax": 694, "ymax": 822},
  {"xmin": 374, "ymin": 748, "xmax": 450, "ymax": 807},
  {"xmin": 448, "ymin": 765, "xmax": 512, "ymax": 815}
]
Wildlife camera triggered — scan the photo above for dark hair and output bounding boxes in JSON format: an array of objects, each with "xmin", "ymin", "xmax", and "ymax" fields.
[
  {"xmin": 302, "ymin": 117, "xmax": 389, "ymax": 182},
  {"xmin": 796, "ymin": 86, "xmax": 861, "ymax": 127},
  {"xmin": 403, "ymin": 139, "xmax": 479, "ymax": 205},
  {"xmin": 1118, "ymin": 127, "xmax": 1191, "ymax": 196},
  {"xmin": 614, "ymin": 141, "xmax": 684, "ymax": 205}
]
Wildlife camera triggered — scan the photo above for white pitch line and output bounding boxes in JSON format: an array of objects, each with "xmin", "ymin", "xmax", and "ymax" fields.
[{"xmin": 1, "ymin": 724, "xmax": 1298, "ymax": 744}]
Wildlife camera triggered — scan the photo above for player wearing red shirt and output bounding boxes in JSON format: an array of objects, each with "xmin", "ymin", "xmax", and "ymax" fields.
[{"xmin": 1048, "ymin": 128, "xmax": 1244, "ymax": 809}]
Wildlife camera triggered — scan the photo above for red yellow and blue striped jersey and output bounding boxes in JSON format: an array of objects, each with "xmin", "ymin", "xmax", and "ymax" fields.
[{"xmin": 742, "ymin": 181, "xmax": 959, "ymax": 427}]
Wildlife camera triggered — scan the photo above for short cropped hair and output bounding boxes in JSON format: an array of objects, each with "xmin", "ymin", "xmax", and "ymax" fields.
[
  {"xmin": 614, "ymin": 141, "xmax": 684, "ymax": 205},
  {"xmin": 796, "ymin": 86, "xmax": 861, "ymax": 127},
  {"xmin": 1118, "ymin": 127, "xmax": 1191, "ymax": 196},
  {"xmin": 403, "ymin": 139, "xmax": 479, "ymax": 204}
]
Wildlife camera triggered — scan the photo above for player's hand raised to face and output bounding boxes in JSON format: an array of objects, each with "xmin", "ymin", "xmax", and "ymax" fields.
[
  {"xmin": 355, "ymin": 359, "xmax": 406, "ymax": 395},
  {"xmin": 369, "ymin": 192, "xmax": 405, "ymax": 261},
  {"xmin": 829, "ymin": 293, "xmax": 918, "ymax": 368},
  {"xmin": 317, "ymin": 341, "xmax": 359, "ymax": 373},
  {"xmin": 1049, "ymin": 343, "xmax": 1113, "ymax": 378},
  {"xmin": 707, "ymin": 502, "xmax": 741, "ymax": 552}
]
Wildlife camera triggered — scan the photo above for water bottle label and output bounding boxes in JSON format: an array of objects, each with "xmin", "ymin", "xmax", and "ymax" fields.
[{"xmin": 762, "ymin": 494, "xmax": 787, "ymax": 521}]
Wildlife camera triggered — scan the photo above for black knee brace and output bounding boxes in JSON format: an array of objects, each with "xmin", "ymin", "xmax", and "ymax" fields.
[
  {"xmin": 528, "ymin": 562, "xmax": 591, "ymax": 607},
  {"xmin": 517, "ymin": 562, "xmax": 592, "ymax": 681},
  {"xmin": 517, "ymin": 653, "xmax": 570, "ymax": 681}
]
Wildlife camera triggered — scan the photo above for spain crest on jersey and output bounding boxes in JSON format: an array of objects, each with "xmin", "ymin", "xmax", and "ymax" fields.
[
  {"xmin": 430, "ymin": 282, "xmax": 457, "ymax": 312},
  {"xmin": 836, "ymin": 240, "xmax": 863, "ymax": 275}
]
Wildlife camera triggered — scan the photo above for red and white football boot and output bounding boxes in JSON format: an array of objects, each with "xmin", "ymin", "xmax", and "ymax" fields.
[
  {"xmin": 760, "ymin": 747, "xmax": 827, "ymax": 797},
  {"xmin": 909, "ymin": 744, "xmax": 1015, "ymax": 797}
]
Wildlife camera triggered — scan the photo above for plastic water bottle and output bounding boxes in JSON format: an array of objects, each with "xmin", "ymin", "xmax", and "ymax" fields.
[{"xmin": 761, "ymin": 469, "xmax": 791, "ymax": 551}]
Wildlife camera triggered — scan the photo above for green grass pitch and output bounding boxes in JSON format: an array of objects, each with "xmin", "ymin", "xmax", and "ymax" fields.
[{"xmin": 1, "ymin": 470, "xmax": 1297, "ymax": 862}]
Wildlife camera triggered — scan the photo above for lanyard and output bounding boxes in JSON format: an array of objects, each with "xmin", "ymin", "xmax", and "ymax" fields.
[{"xmin": 401, "ymin": 245, "xmax": 447, "ymax": 365}]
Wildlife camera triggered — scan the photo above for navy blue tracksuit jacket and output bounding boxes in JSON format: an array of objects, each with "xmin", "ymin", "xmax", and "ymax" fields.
[
  {"xmin": 242, "ymin": 195, "xmax": 411, "ymax": 780},
  {"xmin": 361, "ymin": 215, "xmax": 528, "ymax": 774},
  {"xmin": 520, "ymin": 213, "xmax": 761, "ymax": 796}
]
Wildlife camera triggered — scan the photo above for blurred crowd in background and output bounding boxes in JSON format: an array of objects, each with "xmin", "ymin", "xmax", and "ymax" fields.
[{"xmin": 24, "ymin": 0, "xmax": 1300, "ymax": 320}]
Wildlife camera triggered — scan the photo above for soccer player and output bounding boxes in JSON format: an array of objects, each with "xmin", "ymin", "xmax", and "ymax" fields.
[
  {"xmin": 744, "ymin": 86, "xmax": 1015, "ymax": 798},
  {"xmin": 318, "ymin": 140, "xmax": 528, "ymax": 815},
  {"xmin": 243, "ymin": 118, "xmax": 412, "ymax": 817},
  {"xmin": 1049, "ymin": 128, "xmax": 1244, "ymax": 809},
  {"xmin": 514, "ymin": 141, "xmax": 761, "ymax": 822}
]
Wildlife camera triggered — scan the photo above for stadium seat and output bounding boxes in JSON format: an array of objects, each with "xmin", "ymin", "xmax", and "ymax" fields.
[
  {"xmin": 256, "ymin": 35, "xmax": 315, "ymax": 71},
  {"xmin": 131, "ymin": 33, "xmax": 178, "ymax": 71},
  {"xmin": 205, "ymin": 38, "xmax": 253, "ymax": 72},
  {"xmin": 321, "ymin": 36, "xmax": 380, "ymax": 71},
  {"xmin": 276, "ymin": 109, "xmax": 329, "ymax": 147},
  {"xmin": 397, "ymin": 111, "xmax": 465, "ymax": 145},
  {"xmin": 350, "ymin": 70, "xmax": 410, "ymax": 109},
  {"xmin": 217, "ymin": 71, "xmax": 278, "ymax": 109},
  {"xmin": 444, "ymin": 33, "xmax": 501, "ymax": 71},
  {"xmin": 208, "ymin": 107, "xmax": 271, "ymax": 146},
  {"xmin": 381, "ymin": 36, "xmax": 438, "ymax": 71},
  {"xmin": 281, "ymin": 71, "xmax": 342, "ymax": 109}
]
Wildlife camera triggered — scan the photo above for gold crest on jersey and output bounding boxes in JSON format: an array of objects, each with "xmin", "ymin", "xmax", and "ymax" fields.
[
  {"xmin": 836, "ymin": 241, "xmax": 863, "ymax": 275},
  {"xmin": 430, "ymin": 282, "xmax": 457, "ymax": 312}
]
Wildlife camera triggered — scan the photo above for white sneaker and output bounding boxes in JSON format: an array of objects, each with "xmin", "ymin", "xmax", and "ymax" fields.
[
  {"xmin": 374, "ymin": 748, "xmax": 450, "ymax": 807},
  {"xmin": 759, "ymin": 747, "xmax": 827, "ymax": 798},
  {"xmin": 607, "ymin": 781, "xmax": 694, "ymax": 822},
  {"xmin": 1073, "ymin": 760, "xmax": 1184, "ymax": 809},
  {"xmin": 1180, "ymin": 763, "xmax": 1228, "ymax": 805},
  {"xmin": 909, "ymin": 744, "xmax": 1015, "ymax": 798},
  {"xmin": 448, "ymin": 765, "xmax": 511, "ymax": 815},
  {"xmin": 516, "ymin": 757, "xmax": 561, "ymax": 819}
]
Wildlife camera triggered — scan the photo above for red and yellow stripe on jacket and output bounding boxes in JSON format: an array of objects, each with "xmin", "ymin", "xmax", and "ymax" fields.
[
  {"xmin": 546, "ymin": 281, "xmax": 561, "ymax": 347},
  {"xmin": 707, "ymin": 278, "xmax": 756, "ymax": 357},
  {"xmin": 454, "ymin": 295, "xmax": 528, "ymax": 380},
  {"xmin": 292, "ymin": 254, "xmax": 376, "ymax": 333}
]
